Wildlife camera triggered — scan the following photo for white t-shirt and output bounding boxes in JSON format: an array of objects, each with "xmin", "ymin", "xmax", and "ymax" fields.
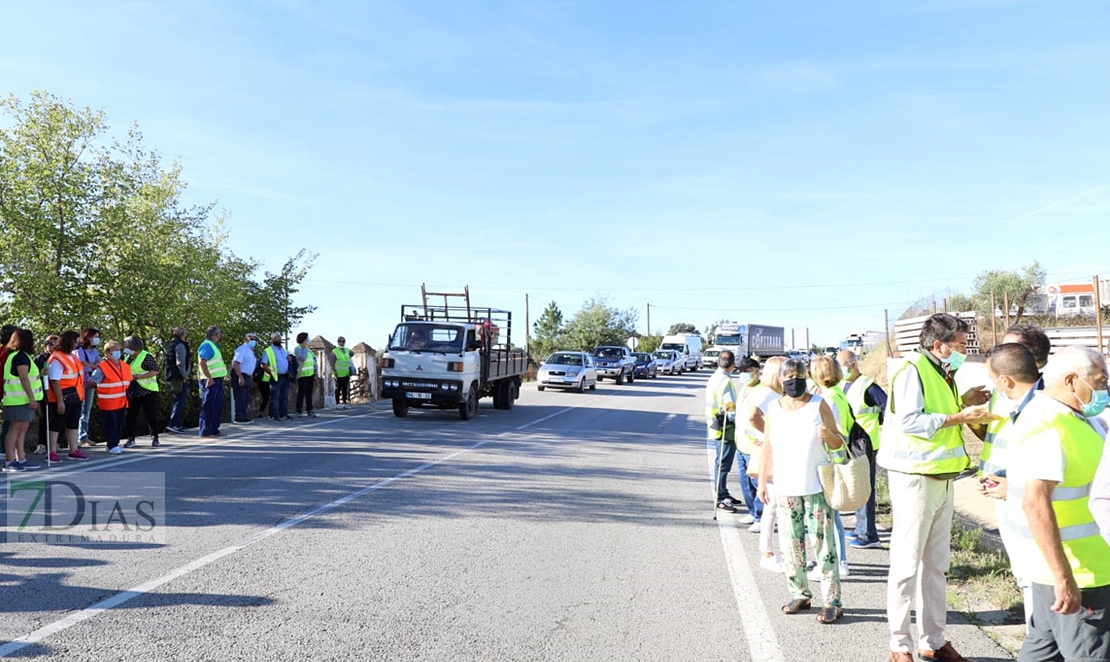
[
  {"xmin": 233, "ymin": 343, "xmax": 258, "ymax": 376},
  {"xmin": 766, "ymin": 394, "xmax": 829, "ymax": 497}
]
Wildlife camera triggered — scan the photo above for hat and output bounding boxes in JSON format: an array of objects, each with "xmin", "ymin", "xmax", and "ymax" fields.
[{"xmin": 337, "ymin": 336, "xmax": 346, "ymax": 343}]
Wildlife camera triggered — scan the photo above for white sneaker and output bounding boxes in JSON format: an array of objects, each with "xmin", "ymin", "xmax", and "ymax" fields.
[
  {"xmin": 34, "ymin": 444, "xmax": 46, "ymax": 455},
  {"xmin": 839, "ymin": 561, "xmax": 850, "ymax": 577},
  {"xmin": 738, "ymin": 514, "xmax": 755, "ymax": 525},
  {"xmin": 749, "ymin": 522, "xmax": 761, "ymax": 533},
  {"xmin": 807, "ymin": 565, "xmax": 823, "ymax": 581},
  {"xmin": 760, "ymin": 556, "xmax": 783, "ymax": 573},
  {"xmin": 109, "ymin": 447, "xmax": 123, "ymax": 455}
]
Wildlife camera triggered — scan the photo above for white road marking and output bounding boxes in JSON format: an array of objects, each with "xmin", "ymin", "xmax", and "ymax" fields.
[
  {"xmin": 705, "ymin": 438, "xmax": 785, "ymax": 662},
  {"xmin": 0, "ymin": 404, "xmax": 583, "ymax": 658}
]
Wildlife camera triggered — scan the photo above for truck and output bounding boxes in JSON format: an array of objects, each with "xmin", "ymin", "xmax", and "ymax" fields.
[
  {"xmin": 380, "ymin": 285, "xmax": 528, "ymax": 420},
  {"xmin": 592, "ymin": 345, "xmax": 636, "ymax": 384},
  {"xmin": 708, "ymin": 323, "xmax": 785, "ymax": 359},
  {"xmin": 659, "ymin": 333, "xmax": 703, "ymax": 371}
]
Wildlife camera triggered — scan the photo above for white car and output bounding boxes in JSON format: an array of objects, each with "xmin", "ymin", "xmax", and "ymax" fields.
[
  {"xmin": 701, "ymin": 349, "xmax": 722, "ymax": 368},
  {"xmin": 537, "ymin": 351, "xmax": 598, "ymax": 393},
  {"xmin": 652, "ymin": 349, "xmax": 684, "ymax": 375}
]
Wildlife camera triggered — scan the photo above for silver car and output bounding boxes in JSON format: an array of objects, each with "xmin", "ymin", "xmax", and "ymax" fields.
[
  {"xmin": 701, "ymin": 348, "xmax": 722, "ymax": 368},
  {"xmin": 652, "ymin": 349, "xmax": 684, "ymax": 375},
  {"xmin": 537, "ymin": 351, "xmax": 598, "ymax": 393}
]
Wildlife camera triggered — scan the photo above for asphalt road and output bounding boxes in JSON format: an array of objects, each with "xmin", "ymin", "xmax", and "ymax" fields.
[{"xmin": 1, "ymin": 371, "xmax": 1015, "ymax": 661}]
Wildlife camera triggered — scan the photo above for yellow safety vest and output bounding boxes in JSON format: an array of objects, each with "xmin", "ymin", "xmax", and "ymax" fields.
[
  {"xmin": 125, "ymin": 349, "xmax": 160, "ymax": 392},
  {"xmin": 332, "ymin": 347, "xmax": 352, "ymax": 377},
  {"xmin": 2, "ymin": 352, "xmax": 43, "ymax": 405},
  {"xmin": 298, "ymin": 346, "xmax": 316, "ymax": 378},
  {"xmin": 262, "ymin": 346, "xmax": 283, "ymax": 382},
  {"xmin": 705, "ymin": 370, "xmax": 738, "ymax": 442},
  {"xmin": 846, "ymin": 376, "xmax": 882, "ymax": 449},
  {"xmin": 199, "ymin": 339, "xmax": 227, "ymax": 379},
  {"xmin": 1007, "ymin": 410, "xmax": 1110, "ymax": 588},
  {"xmin": 978, "ymin": 390, "xmax": 1012, "ymax": 479},
  {"xmin": 823, "ymin": 384, "xmax": 855, "ymax": 439},
  {"xmin": 877, "ymin": 351, "xmax": 968, "ymax": 476}
]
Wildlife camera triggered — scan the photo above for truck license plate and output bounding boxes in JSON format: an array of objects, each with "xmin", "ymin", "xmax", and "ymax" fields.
[{"xmin": 407, "ymin": 392, "xmax": 432, "ymax": 400}]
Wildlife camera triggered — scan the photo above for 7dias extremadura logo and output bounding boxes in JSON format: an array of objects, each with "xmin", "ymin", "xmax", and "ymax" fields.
[{"xmin": 6, "ymin": 473, "xmax": 165, "ymax": 544}]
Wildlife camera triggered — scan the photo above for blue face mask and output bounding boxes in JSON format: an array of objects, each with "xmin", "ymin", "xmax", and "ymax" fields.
[
  {"xmin": 123, "ymin": 348, "xmax": 134, "ymax": 356},
  {"xmin": 249, "ymin": 340, "xmax": 257, "ymax": 348},
  {"xmin": 1077, "ymin": 377, "xmax": 1110, "ymax": 417},
  {"xmin": 942, "ymin": 346, "xmax": 966, "ymax": 371},
  {"xmin": 91, "ymin": 337, "xmax": 101, "ymax": 346},
  {"xmin": 110, "ymin": 350, "xmax": 122, "ymax": 360}
]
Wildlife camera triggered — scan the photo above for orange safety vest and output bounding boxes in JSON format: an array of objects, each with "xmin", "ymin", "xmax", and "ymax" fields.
[
  {"xmin": 97, "ymin": 360, "xmax": 132, "ymax": 411},
  {"xmin": 48, "ymin": 351, "xmax": 85, "ymax": 403}
]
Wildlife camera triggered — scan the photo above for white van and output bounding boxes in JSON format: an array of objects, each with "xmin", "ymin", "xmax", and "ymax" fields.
[{"xmin": 660, "ymin": 334, "xmax": 703, "ymax": 371}]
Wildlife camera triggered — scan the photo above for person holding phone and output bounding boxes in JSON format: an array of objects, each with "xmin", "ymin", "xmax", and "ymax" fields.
[{"xmin": 977, "ymin": 343, "xmax": 1041, "ymax": 625}]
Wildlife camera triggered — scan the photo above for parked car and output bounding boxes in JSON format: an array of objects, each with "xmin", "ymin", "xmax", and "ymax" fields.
[
  {"xmin": 652, "ymin": 349, "xmax": 684, "ymax": 375},
  {"xmin": 701, "ymin": 348, "xmax": 722, "ymax": 368},
  {"xmin": 631, "ymin": 352, "xmax": 658, "ymax": 379},
  {"xmin": 537, "ymin": 351, "xmax": 598, "ymax": 393},
  {"xmin": 592, "ymin": 345, "xmax": 636, "ymax": 384}
]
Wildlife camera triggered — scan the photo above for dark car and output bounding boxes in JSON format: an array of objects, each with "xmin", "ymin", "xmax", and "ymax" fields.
[{"xmin": 631, "ymin": 352, "xmax": 658, "ymax": 379}]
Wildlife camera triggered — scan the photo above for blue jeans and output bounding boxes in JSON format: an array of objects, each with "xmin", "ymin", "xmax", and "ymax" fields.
[
  {"xmin": 854, "ymin": 442, "xmax": 879, "ymax": 542},
  {"xmin": 168, "ymin": 378, "xmax": 187, "ymax": 429},
  {"xmin": 79, "ymin": 384, "xmax": 96, "ymax": 441},
  {"xmin": 833, "ymin": 512, "xmax": 848, "ymax": 562},
  {"xmin": 101, "ymin": 408, "xmax": 126, "ymax": 449},
  {"xmin": 198, "ymin": 377, "xmax": 224, "ymax": 436},
  {"xmin": 711, "ymin": 433, "xmax": 737, "ymax": 502},
  {"xmin": 233, "ymin": 377, "xmax": 251, "ymax": 421},
  {"xmin": 735, "ymin": 452, "xmax": 764, "ymax": 520},
  {"xmin": 269, "ymin": 375, "xmax": 290, "ymax": 419}
]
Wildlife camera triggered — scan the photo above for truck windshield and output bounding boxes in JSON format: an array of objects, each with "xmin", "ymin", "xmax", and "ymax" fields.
[
  {"xmin": 390, "ymin": 324, "xmax": 464, "ymax": 353},
  {"xmin": 594, "ymin": 348, "xmax": 624, "ymax": 359},
  {"xmin": 660, "ymin": 343, "xmax": 684, "ymax": 353},
  {"xmin": 714, "ymin": 334, "xmax": 741, "ymax": 346}
]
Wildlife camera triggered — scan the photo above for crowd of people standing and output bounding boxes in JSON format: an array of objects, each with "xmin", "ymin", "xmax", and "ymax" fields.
[
  {"xmin": 1, "ymin": 324, "xmax": 359, "ymax": 471},
  {"xmin": 707, "ymin": 313, "xmax": 1110, "ymax": 662}
]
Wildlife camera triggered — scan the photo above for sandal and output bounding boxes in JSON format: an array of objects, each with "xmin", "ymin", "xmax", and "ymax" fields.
[
  {"xmin": 781, "ymin": 598, "xmax": 811, "ymax": 614},
  {"xmin": 816, "ymin": 606, "xmax": 843, "ymax": 624}
]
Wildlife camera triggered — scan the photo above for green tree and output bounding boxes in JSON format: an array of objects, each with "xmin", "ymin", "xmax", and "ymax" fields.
[
  {"xmin": 531, "ymin": 300, "xmax": 564, "ymax": 360},
  {"xmin": 972, "ymin": 261, "xmax": 1046, "ymax": 325},
  {"xmin": 667, "ymin": 322, "xmax": 699, "ymax": 335},
  {"xmin": 0, "ymin": 91, "xmax": 314, "ymax": 356},
  {"xmin": 562, "ymin": 298, "xmax": 638, "ymax": 351},
  {"xmin": 637, "ymin": 334, "xmax": 663, "ymax": 353}
]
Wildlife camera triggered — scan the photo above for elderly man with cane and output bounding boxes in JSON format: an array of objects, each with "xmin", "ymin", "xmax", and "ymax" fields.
[{"xmin": 707, "ymin": 350, "xmax": 741, "ymax": 518}]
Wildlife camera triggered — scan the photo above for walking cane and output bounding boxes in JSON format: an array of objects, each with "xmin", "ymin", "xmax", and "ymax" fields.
[
  {"xmin": 42, "ymin": 375, "xmax": 51, "ymax": 468},
  {"xmin": 713, "ymin": 429, "xmax": 724, "ymax": 521}
]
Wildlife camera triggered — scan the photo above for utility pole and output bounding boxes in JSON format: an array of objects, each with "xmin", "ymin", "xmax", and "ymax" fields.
[
  {"xmin": 991, "ymin": 291, "xmax": 998, "ymax": 348},
  {"xmin": 1095, "ymin": 275, "xmax": 1104, "ymax": 356},
  {"xmin": 1003, "ymin": 292, "xmax": 1011, "ymax": 329},
  {"xmin": 646, "ymin": 303, "xmax": 651, "ymax": 336},
  {"xmin": 525, "ymin": 293, "xmax": 531, "ymax": 357},
  {"xmin": 884, "ymin": 309, "xmax": 892, "ymax": 357}
]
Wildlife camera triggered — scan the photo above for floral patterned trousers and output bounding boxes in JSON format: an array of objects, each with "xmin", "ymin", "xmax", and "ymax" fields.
[{"xmin": 777, "ymin": 492, "xmax": 842, "ymax": 607}]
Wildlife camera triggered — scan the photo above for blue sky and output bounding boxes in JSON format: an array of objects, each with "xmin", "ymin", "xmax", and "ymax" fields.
[{"xmin": 4, "ymin": 0, "xmax": 1109, "ymax": 349}]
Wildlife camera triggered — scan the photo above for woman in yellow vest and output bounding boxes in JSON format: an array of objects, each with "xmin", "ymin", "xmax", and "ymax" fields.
[
  {"xmin": 3, "ymin": 329, "xmax": 43, "ymax": 472},
  {"xmin": 809, "ymin": 356, "xmax": 853, "ymax": 578},
  {"xmin": 293, "ymin": 332, "xmax": 318, "ymax": 418},
  {"xmin": 122, "ymin": 335, "xmax": 161, "ymax": 447},
  {"xmin": 330, "ymin": 336, "xmax": 354, "ymax": 410}
]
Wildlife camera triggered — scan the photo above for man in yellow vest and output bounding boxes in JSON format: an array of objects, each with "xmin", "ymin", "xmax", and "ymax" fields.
[
  {"xmin": 878, "ymin": 313, "xmax": 997, "ymax": 662},
  {"xmin": 197, "ymin": 326, "xmax": 227, "ymax": 438},
  {"xmin": 838, "ymin": 349, "xmax": 887, "ymax": 550},
  {"xmin": 975, "ymin": 343, "xmax": 1041, "ymax": 625},
  {"xmin": 329, "ymin": 336, "xmax": 354, "ymax": 410},
  {"xmin": 706, "ymin": 350, "xmax": 741, "ymax": 515},
  {"xmin": 1006, "ymin": 345, "xmax": 1110, "ymax": 661}
]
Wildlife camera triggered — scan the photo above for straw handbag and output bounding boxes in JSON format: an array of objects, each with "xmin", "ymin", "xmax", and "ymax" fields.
[{"xmin": 818, "ymin": 451, "xmax": 870, "ymax": 512}]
